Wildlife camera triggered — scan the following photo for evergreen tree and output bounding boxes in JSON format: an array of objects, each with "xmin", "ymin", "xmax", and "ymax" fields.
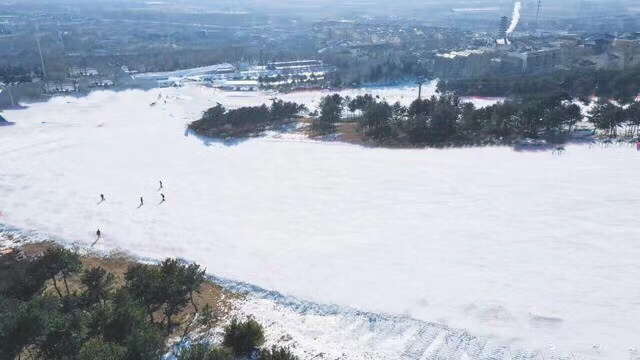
[
  {"xmin": 158, "ymin": 259, "xmax": 205, "ymax": 334},
  {"xmin": 429, "ymin": 95, "xmax": 460, "ymax": 142},
  {"xmin": 563, "ymin": 103, "xmax": 583, "ymax": 133},
  {"xmin": 589, "ymin": 99, "xmax": 625, "ymax": 136},
  {"xmin": 36, "ymin": 298, "xmax": 89, "ymax": 360},
  {"xmin": 625, "ymin": 102, "xmax": 640, "ymax": 137},
  {"xmin": 81, "ymin": 267, "xmax": 115, "ymax": 307},
  {"xmin": 313, "ymin": 94, "xmax": 343, "ymax": 135},
  {"xmin": 124, "ymin": 264, "xmax": 163, "ymax": 322},
  {"xmin": 178, "ymin": 343, "xmax": 233, "ymax": 360},
  {"xmin": 125, "ymin": 259, "xmax": 205, "ymax": 333},
  {"xmin": 259, "ymin": 345, "xmax": 299, "ymax": 360},
  {"xmin": 223, "ymin": 317, "xmax": 265, "ymax": 357},
  {"xmin": 361, "ymin": 100, "xmax": 393, "ymax": 140},
  {"xmin": 79, "ymin": 339, "xmax": 127, "ymax": 360},
  {"xmin": 40, "ymin": 247, "xmax": 82, "ymax": 297},
  {"xmin": 459, "ymin": 102, "xmax": 479, "ymax": 134}
]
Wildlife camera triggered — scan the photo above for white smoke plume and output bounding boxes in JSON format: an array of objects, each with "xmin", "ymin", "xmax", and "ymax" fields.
[{"xmin": 506, "ymin": 1, "xmax": 521, "ymax": 34}]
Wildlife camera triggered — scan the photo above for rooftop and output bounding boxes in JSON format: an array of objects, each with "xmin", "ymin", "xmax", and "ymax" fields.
[{"xmin": 436, "ymin": 49, "xmax": 488, "ymax": 59}]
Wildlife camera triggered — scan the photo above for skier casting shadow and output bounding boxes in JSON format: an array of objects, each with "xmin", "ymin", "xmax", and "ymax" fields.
[
  {"xmin": 91, "ymin": 229, "xmax": 101, "ymax": 247},
  {"xmin": 552, "ymin": 147, "xmax": 566, "ymax": 155},
  {"xmin": 97, "ymin": 194, "xmax": 105, "ymax": 205},
  {"xmin": 138, "ymin": 196, "xmax": 144, "ymax": 208}
]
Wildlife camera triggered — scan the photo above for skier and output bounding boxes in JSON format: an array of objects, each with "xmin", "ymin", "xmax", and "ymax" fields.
[
  {"xmin": 140, "ymin": 196, "xmax": 144, "ymax": 207},
  {"xmin": 553, "ymin": 146, "xmax": 566, "ymax": 155},
  {"xmin": 96, "ymin": 229, "xmax": 101, "ymax": 239},
  {"xmin": 159, "ymin": 180, "xmax": 163, "ymax": 189},
  {"xmin": 100, "ymin": 194, "xmax": 105, "ymax": 202},
  {"xmin": 161, "ymin": 193, "xmax": 165, "ymax": 202}
]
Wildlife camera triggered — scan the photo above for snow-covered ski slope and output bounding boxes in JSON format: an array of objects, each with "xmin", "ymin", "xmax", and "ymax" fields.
[{"xmin": 1, "ymin": 85, "xmax": 639, "ymax": 359}]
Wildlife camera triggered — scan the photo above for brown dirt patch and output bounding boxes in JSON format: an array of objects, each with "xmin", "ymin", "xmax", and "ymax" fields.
[{"xmin": 338, "ymin": 122, "xmax": 367, "ymax": 144}]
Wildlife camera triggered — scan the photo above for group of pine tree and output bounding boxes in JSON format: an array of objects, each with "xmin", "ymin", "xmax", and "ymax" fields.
[
  {"xmin": 310, "ymin": 92, "xmax": 640, "ymax": 146},
  {"xmin": 0, "ymin": 245, "xmax": 297, "ymax": 360},
  {"xmin": 189, "ymin": 100, "xmax": 307, "ymax": 138},
  {"xmin": 190, "ymin": 90, "xmax": 639, "ymax": 147}
]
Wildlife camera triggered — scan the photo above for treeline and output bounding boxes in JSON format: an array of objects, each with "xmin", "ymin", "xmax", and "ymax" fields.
[
  {"xmin": 588, "ymin": 99, "xmax": 640, "ymax": 137},
  {"xmin": 312, "ymin": 92, "xmax": 640, "ymax": 147},
  {"xmin": 437, "ymin": 67, "xmax": 640, "ymax": 103},
  {"xmin": 189, "ymin": 100, "xmax": 307, "ymax": 138},
  {"xmin": 0, "ymin": 65, "xmax": 40, "ymax": 83},
  {"xmin": 0, "ymin": 245, "xmax": 297, "ymax": 360}
]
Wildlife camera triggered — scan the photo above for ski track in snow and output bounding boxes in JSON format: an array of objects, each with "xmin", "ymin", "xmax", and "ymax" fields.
[{"xmin": 1, "ymin": 84, "xmax": 639, "ymax": 359}]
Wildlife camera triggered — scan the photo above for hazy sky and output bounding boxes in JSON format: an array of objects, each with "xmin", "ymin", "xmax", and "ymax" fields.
[{"xmin": 7, "ymin": 0, "xmax": 637, "ymax": 20}]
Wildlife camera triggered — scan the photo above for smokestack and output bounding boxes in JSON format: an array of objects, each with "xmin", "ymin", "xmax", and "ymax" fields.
[{"xmin": 506, "ymin": 1, "xmax": 521, "ymax": 35}]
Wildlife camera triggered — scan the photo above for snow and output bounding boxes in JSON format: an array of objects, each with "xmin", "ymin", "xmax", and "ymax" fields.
[
  {"xmin": 1, "ymin": 85, "xmax": 639, "ymax": 359},
  {"xmin": 211, "ymin": 275, "xmax": 543, "ymax": 360}
]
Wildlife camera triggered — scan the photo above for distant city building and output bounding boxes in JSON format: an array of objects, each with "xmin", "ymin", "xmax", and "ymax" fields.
[
  {"xmin": 68, "ymin": 67, "xmax": 100, "ymax": 77},
  {"xmin": 218, "ymin": 80, "xmax": 259, "ymax": 91},
  {"xmin": 134, "ymin": 63, "xmax": 236, "ymax": 81},
  {"xmin": 267, "ymin": 60, "xmax": 324, "ymax": 71},
  {"xmin": 610, "ymin": 38, "xmax": 640, "ymax": 69},
  {"xmin": 0, "ymin": 22, "xmax": 10, "ymax": 35},
  {"xmin": 131, "ymin": 60, "xmax": 333, "ymax": 90},
  {"xmin": 435, "ymin": 49, "xmax": 495, "ymax": 78},
  {"xmin": 44, "ymin": 82, "xmax": 77, "ymax": 94},
  {"xmin": 90, "ymin": 79, "xmax": 114, "ymax": 88},
  {"xmin": 524, "ymin": 47, "xmax": 562, "ymax": 73}
]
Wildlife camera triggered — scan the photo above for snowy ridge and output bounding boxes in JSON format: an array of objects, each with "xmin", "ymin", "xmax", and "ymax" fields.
[
  {"xmin": 1, "ymin": 223, "xmax": 537, "ymax": 360},
  {"xmin": 211, "ymin": 274, "xmax": 542, "ymax": 360}
]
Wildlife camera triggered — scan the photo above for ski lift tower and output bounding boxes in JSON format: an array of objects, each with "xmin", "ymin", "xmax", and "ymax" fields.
[
  {"xmin": 535, "ymin": 0, "xmax": 542, "ymax": 31},
  {"xmin": 416, "ymin": 77, "xmax": 427, "ymax": 100},
  {"xmin": 35, "ymin": 27, "xmax": 47, "ymax": 81}
]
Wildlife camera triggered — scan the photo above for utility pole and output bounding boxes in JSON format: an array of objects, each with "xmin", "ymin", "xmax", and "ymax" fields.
[
  {"xmin": 8, "ymin": 86, "xmax": 15, "ymax": 108},
  {"xmin": 35, "ymin": 33, "xmax": 47, "ymax": 80},
  {"xmin": 416, "ymin": 78, "xmax": 426, "ymax": 100},
  {"xmin": 1, "ymin": 84, "xmax": 16, "ymax": 108}
]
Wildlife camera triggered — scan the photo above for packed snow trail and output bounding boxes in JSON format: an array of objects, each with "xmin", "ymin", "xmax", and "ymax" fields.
[{"xmin": 1, "ymin": 86, "xmax": 639, "ymax": 359}]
